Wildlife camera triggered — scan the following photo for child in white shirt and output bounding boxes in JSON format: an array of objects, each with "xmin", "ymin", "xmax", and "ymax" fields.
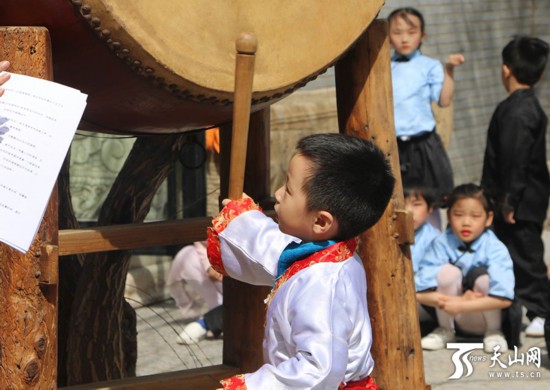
[{"xmin": 208, "ymin": 134, "xmax": 394, "ymax": 389}]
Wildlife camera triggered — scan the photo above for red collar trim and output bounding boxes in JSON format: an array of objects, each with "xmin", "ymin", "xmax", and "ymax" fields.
[{"xmin": 265, "ymin": 239, "xmax": 357, "ymax": 306}]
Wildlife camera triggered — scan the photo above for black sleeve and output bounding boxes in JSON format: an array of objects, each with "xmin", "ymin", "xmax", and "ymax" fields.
[{"xmin": 493, "ymin": 106, "xmax": 536, "ymax": 210}]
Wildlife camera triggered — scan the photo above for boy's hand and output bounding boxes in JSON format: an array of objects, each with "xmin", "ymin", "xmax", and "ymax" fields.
[
  {"xmin": 207, "ymin": 266, "xmax": 223, "ymax": 282},
  {"xmin": 445, "ymin": 54, "xmax": 465, "ymax": 69},
  {"xmin": 221, "ymin": 192, "xmax": 252, "ymax": 207},
  {"xmin": 502, "ymin": 210, "xmax": 516, "ymax": 224},
  {"xmin": 501, "ymin": 203, "xmax": 516, "ymax": 224}
]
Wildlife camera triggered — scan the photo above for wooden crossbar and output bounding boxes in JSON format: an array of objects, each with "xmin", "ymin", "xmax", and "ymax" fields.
[
  {"xmin": 59, "ymin": 211, "xmax": 277, "ymax": 256},
  {"xmin": 58, "ymin": 217, "xmax": 211, "ymax": 256},
  {"xmin": 61, "ymin": 364, "xmax": 239, "ymax": 390}
]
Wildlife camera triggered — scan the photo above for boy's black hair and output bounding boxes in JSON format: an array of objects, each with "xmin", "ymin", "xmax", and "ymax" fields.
[
  {"xmin": 387, "ymin": 7, "xmax": 426, "ymax": 35},
  {"xmin": 296, "ymin": 133, "xmax": 395, "ymax": 241},
  {"xmin": 502, "ymin": 35, "xmax": 549, "ymax": 86},
  {"xmin": 403, "ymin": 186, "xmax": 436, "ymax": 209},
  {"xmin": 445, "ymin": 183, "xmax": 494, "ymax": 214}
]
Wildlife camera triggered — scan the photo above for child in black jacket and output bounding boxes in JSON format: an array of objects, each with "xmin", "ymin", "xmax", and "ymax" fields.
[{"xmin": 481, "ymin": 35, "xmax": 550, "ymax": 341}]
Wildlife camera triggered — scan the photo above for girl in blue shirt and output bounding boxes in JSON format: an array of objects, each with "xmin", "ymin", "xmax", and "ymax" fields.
[
  {"xmin": 388, "ymin": 8, "xmax": 464, "ymax": 206},
  {"xmin": 415, "ymin": 184, "xmax": 514, "ymax": 353}
]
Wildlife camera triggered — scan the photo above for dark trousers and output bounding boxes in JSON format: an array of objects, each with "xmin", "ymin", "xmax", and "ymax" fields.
[
  {"xmin": 204, "ymin": 305, "xmax": 223, "ymax": 337},
  {"xmin": 493, "ymin": 219, "xmax": 550, "ymax": 320}
]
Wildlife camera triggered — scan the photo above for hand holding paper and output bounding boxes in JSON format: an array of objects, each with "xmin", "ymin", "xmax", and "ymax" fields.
[{"xmin": 0, "ymin": 72, "xmax": 87, "ymax": 252}]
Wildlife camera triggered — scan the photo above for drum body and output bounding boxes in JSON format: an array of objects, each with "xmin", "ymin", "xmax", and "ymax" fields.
[{"xmin": 0, "ymin": 0, "xmax": 384, "ymax": 134}]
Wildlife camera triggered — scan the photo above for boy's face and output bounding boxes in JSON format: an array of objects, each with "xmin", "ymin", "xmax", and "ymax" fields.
[
  {"xmin": 274, "ymin": 154, "xmax": 319, "ymax": 241},
  {"xmin": 448, "ymin": 197, "xmax": 493, "ymax": 243},
  {"xmin": 389, "ymin": 14, "xmax": 424, "ymax": 56},
  {"xmin": 404, "ymin": 193, "xmax": 431, "ymax": 231}
]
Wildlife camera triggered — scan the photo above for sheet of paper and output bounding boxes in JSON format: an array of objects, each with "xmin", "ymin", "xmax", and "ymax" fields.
[{"xmin": 0, "ymin": 72, "xmax": 87, "ymax": 253}]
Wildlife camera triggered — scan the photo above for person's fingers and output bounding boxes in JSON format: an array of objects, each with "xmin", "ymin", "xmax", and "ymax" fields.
[
  {"xmin": 0, "ymin": 72, "xmax": 10, "ymax": 83},
  {"xmin": 0, "ymin": 71, "xmax": 11, "ymax": 94},
  {"xmin": 0, "ymin": 60, "xmax": 10, "ymax": 71}
]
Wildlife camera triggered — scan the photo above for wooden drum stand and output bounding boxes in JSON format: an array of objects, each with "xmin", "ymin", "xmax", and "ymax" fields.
[{"xmin": 0, "ymin": 21, "xmax": 428, "ymax": 389}]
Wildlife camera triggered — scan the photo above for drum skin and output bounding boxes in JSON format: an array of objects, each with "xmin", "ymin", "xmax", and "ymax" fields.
[{"xmin": 0, "ymin": 0, "xmax": 384, "ymax": 134}]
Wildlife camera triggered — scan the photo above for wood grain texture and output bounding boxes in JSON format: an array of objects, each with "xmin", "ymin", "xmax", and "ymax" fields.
[
  {"xmin": 0, "ymin": 26, "xmax": 58, "ymax": 390},
  {"xmin": 335, "ymin": 20, "xmax": 427, "ymax": 389},
  {"xmin": 59, "ymin": 217, "xmax": 212, "ymax": 256},
  {"xmin": 64, "ymin": 134, "xmax": 186, "ymax": 385},
  {"xmin": 228, "ymin": 34, "xmax": 256, "ymax": 200}
]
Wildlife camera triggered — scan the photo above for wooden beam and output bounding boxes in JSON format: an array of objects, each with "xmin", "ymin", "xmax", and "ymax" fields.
[
  {"xmin": 335, "ymin": 20, "xmax": 427, "ymax": 389},
  {"xmin": 58, "ymin": 217, "xmax": 212, "ymax": 256},
  {"xmin": 59, "ymin": 211, "xmax": 276, "ymax": 256},
  {"xmin": 60, "ymin": 364, "xmax": 239, "ymax": 390}
]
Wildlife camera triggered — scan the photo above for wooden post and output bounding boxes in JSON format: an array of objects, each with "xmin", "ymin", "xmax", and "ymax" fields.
[
  {"xmin": 0, "ymin": 27, "xmax": 58, "ymax": 389},
  {"xmin": 335, "ymin": 20, "xmax": 428, "ymax": 389}
]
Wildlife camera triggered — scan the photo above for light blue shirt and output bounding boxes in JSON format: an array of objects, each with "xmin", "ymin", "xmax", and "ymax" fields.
[
  {"xmin": 411, "ymin": 222, "xmax": 440, "ymax": 274},
  {"xmin": 415, "ymin": 228, "xmax": 515, "ymax": 300},
  {"xmin": 391, "ymin": 50, "xmax": 444, "ymax": 137}
]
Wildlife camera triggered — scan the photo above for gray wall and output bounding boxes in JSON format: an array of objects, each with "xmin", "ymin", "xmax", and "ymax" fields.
[
  {"xmin": 308, "ymin": 0, "xmax": 550, "ymax": 185},
  {"xmin": 382, "ymin": 0, "xmax": 550, "ymax": 185}
]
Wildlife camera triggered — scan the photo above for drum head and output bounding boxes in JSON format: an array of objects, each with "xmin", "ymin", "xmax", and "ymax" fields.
[
  {"xmin": 91, "ymin": 0, "xmax": 385, "ymax": 99},
  {"xmin": 0, "ymin": 0, "xmax": 385, "ymax": 133}
]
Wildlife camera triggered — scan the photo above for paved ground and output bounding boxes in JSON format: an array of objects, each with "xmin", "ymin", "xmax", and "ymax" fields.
[{"xmin": 134, "ymin": 229, "xmax": 550, "ymax": 389}]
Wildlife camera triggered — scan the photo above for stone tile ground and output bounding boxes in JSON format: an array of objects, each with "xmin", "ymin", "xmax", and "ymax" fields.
[{"xmin": 134, "ymin": 230, "xmax": 550, "ymax": 388}]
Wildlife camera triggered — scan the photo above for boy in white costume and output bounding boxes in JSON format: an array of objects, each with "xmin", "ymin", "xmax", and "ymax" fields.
[{"xmin": 207, "ymin": 134, "xmax": 395, "ymax": 389}]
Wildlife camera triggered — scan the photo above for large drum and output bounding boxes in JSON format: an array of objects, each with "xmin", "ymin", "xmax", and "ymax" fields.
[{"xmin": 0, "ymin": 0, "xmax": 384, "ymax": 134}]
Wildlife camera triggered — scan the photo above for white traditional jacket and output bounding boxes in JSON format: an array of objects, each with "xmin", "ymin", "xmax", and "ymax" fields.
[{"xmin": 207, "ymin": 198, "xmax": 377, "ymax": 390}]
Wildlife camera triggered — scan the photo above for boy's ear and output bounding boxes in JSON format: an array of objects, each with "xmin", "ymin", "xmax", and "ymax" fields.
[
  {"xmin": 312, "ymin": 211, "xmax": 338, "ymax": 236},
  {"xmin": 502, "ymin": 64, "xmax": 512, "ymax": 79},
  {"xmin": 485, "ymin": 211, "xmax": 494, "ymax": 227}
]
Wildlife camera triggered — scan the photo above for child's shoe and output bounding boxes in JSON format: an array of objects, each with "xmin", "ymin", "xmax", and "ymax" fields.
[
  {"xmin": 525, "ymin": 317, "xmax": 545, "ymax": 337},
  {"xmin": 421, "ymin": 327, "xmax": 455, "ymax": 350},
  {"xmin": 177, "ymin": 321, "xmax": 207, "ymax": 345},
  {"xmin": 483, "ymin": 330, "xmax": 508, "ymax": 353}
]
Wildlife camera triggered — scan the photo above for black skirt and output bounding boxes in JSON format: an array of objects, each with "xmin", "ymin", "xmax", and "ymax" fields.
[{"xmin": 397, "ymin": 130, "xmax": 454, "ymax": 203}]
